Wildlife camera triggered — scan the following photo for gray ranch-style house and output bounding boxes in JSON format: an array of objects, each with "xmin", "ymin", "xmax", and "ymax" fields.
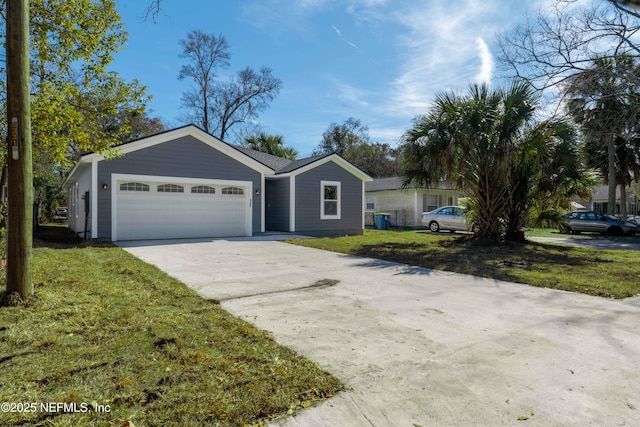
[{"xmin": 64, "ymin": 125, "xmax": 372, "ymax": 241}]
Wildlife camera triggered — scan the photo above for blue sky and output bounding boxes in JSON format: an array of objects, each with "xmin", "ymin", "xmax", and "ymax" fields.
[{"xmin": 112, "ymin": 0, "xmax": 534, "ymax": 156}]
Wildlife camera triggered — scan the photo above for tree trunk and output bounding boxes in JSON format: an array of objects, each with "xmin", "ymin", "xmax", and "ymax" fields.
[
  {"xmin": 607, "ymin": 136, "xmax": 616, "ymax": 215},
  {"xmin": 620, "ymin": 183, "xmax": 627, "ymax": 219},
  {"xmin": 202, "ymin": 86, "xmax": 209, "ymax": 133}
]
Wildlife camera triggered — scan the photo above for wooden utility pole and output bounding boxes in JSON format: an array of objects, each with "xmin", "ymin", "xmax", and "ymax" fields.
[{"xmin": 6, "ymin": 0, "xmax": 33, "ymax": 300}]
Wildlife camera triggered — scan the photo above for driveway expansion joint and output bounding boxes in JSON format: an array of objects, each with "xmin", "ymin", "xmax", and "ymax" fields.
[{"xmin": 214, "ymin": 278, "xmax": 341, "ymax": 303}]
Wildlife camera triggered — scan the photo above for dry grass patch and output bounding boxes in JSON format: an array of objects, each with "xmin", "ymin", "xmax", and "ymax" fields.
[{"xmin": 0, "ymin": 226, "xmax": 343, "ymax": 426}]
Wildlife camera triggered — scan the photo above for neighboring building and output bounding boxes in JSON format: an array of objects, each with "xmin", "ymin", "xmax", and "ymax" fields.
[
  {"xmin": 64, "ymin": 125, "xmax": 372, "ymax": 241},
  {"xmin": 580, "ymin": 185, "xmax": 639, "ymax": 217},
  {"xmin": 364, "ymin": 177, "xmax": 461, "ymax": 227}
]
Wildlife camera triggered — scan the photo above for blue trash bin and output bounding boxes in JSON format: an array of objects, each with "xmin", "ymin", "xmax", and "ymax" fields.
[{"xmin": 374, "ymin": 213, "xmax": 390, "ymax": 230}]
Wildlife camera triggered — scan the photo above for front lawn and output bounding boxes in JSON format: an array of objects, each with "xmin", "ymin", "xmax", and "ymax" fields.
[
  {"xmin": 0, "ymin": 227, "xmax": 343, "ymax": 426},
  {"xmin": 287, "ymin": 229, "xmax": 640, "ymax": 299}
]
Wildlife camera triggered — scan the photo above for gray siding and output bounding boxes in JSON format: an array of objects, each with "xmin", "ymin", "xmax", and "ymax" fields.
[
  {"xmin": 295, "ymin": 161, "xmax": 363, "ymax": 236},
  {"xmin": 96, "ymin": 135, "xmax": 262, "ymax": 239},
  {"xmin": 265, "ymin": 178, "xmax": 290, "ymax": 231},
  {"xmin": 68, "ymin": 163, "xmax": 92, "ymax": 234}
]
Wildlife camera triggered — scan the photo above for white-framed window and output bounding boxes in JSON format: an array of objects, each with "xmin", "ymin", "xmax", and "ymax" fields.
[
  {"xmin": 191, "ymin": 185, "xmax": 216, "ymax": 194},
  {"xmin": 222, "ymin": 186, "xmax": 244, "ymax": 195},
  {"xmin": 321, "ymin": 181, "xmax": 341, "ymax": 219},
  {"xmin": 423, "ymin": 193, "xmax": 441, "ymax": 212},
  {"xmin": 120, "ymin": 182, "xmax": 150, "ymax": 192},
  {"xmin": 366, "ymin": 197, "xmax": 375, "ymax": 210},
  {"xmin": 157, "ymin": 184, "xmax": 184, "ymax": 193}
]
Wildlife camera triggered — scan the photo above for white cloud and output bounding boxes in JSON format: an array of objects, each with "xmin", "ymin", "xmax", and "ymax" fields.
[
  {"xmin": 475, "ymin": 37, "xmax": 494, "ymax": 85},
  {"xmin": 322, "ymin": 74, "xmax": 371, "ymax": 110},
  {"xmin": 240, "ymin": 0, "xmax": 531, "ymax": 146},
  {"xmin": 331, "ymin": 25, "xmax": 361, "ymax": 51},
  {"xmin": 380, "ymin": 0, "xmax": 526, "ymax": 118}
]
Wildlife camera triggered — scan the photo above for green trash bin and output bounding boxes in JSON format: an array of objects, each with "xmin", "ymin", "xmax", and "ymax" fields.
[{"xmin": 374, "ymin": 213, "xmax": 390, "ymax": 230}]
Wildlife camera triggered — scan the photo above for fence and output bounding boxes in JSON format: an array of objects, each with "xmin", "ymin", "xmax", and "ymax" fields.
[{"xmin": 365, "ymin": 210, "xmax": 408, "ymax": 228}]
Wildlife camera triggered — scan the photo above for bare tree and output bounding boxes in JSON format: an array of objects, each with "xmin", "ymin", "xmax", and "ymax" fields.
[
  {"xmin": 611, "ymin": 0, "xmax": 640, "ymax": 11},
  {"xmin": 497, "ymin": 0, "xmax": 640, "ymax": 93},
  {"xmin": 211, "ymin": 66, "xmax": 282, "ymax": 141},
  {"xmin": 177, "ymin": 31, "xmax": 281, "ymax": 141},
  {"xmin": 497, "ymin": 0, "xmax": 640, "ymax": 216},
  {"xmin": 144, "ymin": 0, "xmax": 164, "ymax": 22},
  {"xmin": 178, "ymin": 30, "xmax": 230, "ymax": 133}
]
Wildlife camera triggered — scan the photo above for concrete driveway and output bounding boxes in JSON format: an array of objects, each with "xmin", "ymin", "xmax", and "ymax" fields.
[
  {"xmin": 119, "ymin": 236, "xmax": 640, "ymax": 427},
  {"xmin": 528, "ymin": 235, "xmax": 640, "ymax": 251}
]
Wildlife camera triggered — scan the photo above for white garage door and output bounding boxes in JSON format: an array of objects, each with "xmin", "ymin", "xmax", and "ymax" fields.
[{"xmin": 113, "ymin": 176, "xmax": 251, "ymax": 241}]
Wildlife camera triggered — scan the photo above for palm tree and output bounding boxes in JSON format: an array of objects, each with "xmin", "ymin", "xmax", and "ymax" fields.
[
  {"xmin": 564, "ymin": 54, "xmax": 640, "ymax": 216},
  {"xmin": 402, "ymin": 82, "xmax": 530, "ymax": 242},
  {"xmin": 503, "ymin": 120, "xmax": 591, "ymax": 241},
  {"xmin": 402, "ymin": 81, "xmax": 587, "ymax": 243},
  {"xmin": 244, "ymin": 133, "xmax": 298, "ymax": 160}
]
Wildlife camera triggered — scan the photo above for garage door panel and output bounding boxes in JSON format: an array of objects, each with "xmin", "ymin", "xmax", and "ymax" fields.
[{"xmin": 115, "ymin": 179, "xmax": 250, "ymax": 241}]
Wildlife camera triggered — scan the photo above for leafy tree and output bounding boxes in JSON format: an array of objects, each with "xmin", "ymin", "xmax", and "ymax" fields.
[
  {"xmin": 503, "ymin": 120, "xmax": 593, "ymax": 240},
  {"xmin": 106, "ymin": 110, "xmax": 166, "ymax": 143},
  {"xmin": 401, "ymin": 81, "xmax": 588, "ymax": 243},
  {"xmin": 344, "ymin": 142, "xmax": 399, "ymax": 178},
  {"xmin": 33, "ymin": 153, "xmax": 66, "ymax": 225},
  {"xmin": 313, "ymin": 117, "xmax": 370, "ymax": 157},
  {"xmin": 564, "ymin": 55, "xmax": 640, "ymax": 216},
  {"xmin": 244, "ymin": 133, "xmax": 297, "ymax": 160},
  {"xmin": 313, "ymin": 117, "xmax": 399, "ymax": 177},
  {"xmin": 0, "ymin": 0, "xmax": 151, "ymax": 169},
  {"xmin": 178, "ymin": 30, "xmax": 282, "ymax": 141},
  {"xmin": 0, "ymin": 0, "xmax": 158, "ymax": 234}
]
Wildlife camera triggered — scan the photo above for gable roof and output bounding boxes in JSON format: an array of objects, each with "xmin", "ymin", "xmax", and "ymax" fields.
[
  {"xmin": 229, "ymin": 144, "xmax": 371, "ymax": 180},
  {"xmin": 590, "ymin": 184, "xmax": 634, "ymax": 201},
  {"xmin": 64, "ymin": 125, "xmax": 273, "ymax": 187},
  {"xmin": 366, "ymin": 176, "xmax": 455, "ymax": 192},
  {"xmin": 230, "ymin": 145, "xmax": 292, "ymax": 172},
  {"xmin": 274, "ymin": 154, "xmax": 331, "ymax": 174},
  {"xmin": 65, "ymin": 124, "xmax": 372, "ymax": 185}
]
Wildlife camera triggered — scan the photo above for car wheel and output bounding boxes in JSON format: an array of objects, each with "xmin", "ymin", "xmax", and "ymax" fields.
[
  {"xmin": 608, "ymin": 226, "xmax": 623, "ymax": 236},
  {"xmin": 429, "ymin": 221, "xmax": 440, "ymax": 232}
]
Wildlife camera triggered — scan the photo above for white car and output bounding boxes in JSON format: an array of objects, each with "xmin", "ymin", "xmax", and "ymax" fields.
[{"xmin": 421, "ymin": 206, "xmax": 476, "ymax": 233}]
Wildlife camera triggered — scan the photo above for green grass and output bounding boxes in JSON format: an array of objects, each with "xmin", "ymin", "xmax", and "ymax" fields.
[
  {"xmin": 0, "ymin": 226, "xmax": 343, "ymax": 426},
  {"xmin": 287, "ymin": 229, "xmax": 640, "ymax": 299}
]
